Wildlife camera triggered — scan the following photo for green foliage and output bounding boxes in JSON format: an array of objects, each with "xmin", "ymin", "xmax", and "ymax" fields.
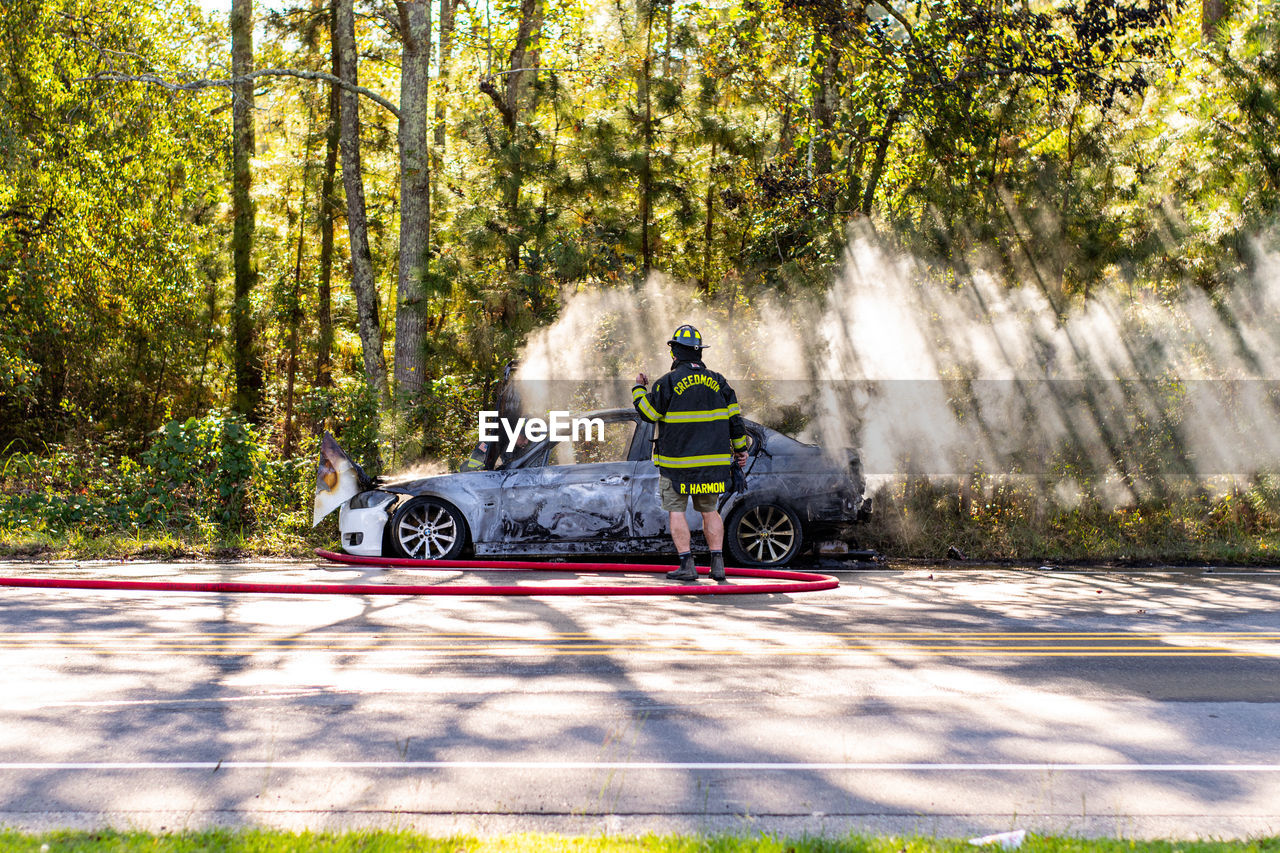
[
  {"xmin": 0, "ymin": 411, "xmax": 315, "ymax": 541},
  {"xmin": 415, "ymin": 374, "xmax": 489, "ymax": 464},
  {"xmin": 1127, "ymin": 6, "xmax": 1280, "ymax": 290},
  {"xmin": 0, "ymin": 445, "xmax": 149, "ymax": 534},
  {"xmin": 297, "ymin": 382, "xmax": 384, "ymax": 475},
  {"xmin": 0, "ymin": 0, "xmax": 228, "ymax": 450},
  {"xmin": 140, "ymin": 411, "xmax": 264, "ymax": 527}
]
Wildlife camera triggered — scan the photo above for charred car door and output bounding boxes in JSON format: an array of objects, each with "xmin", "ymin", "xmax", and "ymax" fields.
[
  {"xmin": 627, "ymin": 418, "xmax": 710, "ymax": 542},
  {"xmin": 629, "ymin": 420, "xmax": 766, "ymax": 544},
  {"xmin": 482, "ymin": 414, "xmax": 645, "ymax": 555}
]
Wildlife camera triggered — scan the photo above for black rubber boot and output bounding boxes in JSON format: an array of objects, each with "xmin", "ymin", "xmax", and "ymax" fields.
[
  {"xmin": 666, "ymin": 553, "xmax": 698, "ymax": 581},
  {"xmin": 709, "ymin": 551, "xmax": 726, "ymax": 582}
]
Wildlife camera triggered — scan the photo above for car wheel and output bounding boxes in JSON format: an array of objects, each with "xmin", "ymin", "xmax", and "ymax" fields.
[
  {"xmin": 726, "ymin": 501, "xmax": 804, "ymax": 567},
  {"xmin": 389, "ymin": 497, "xmax": 468, "ymax": 560}
]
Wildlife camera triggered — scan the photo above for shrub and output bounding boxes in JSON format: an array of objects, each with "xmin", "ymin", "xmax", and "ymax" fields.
[
  {"xmin": 140, "ymin": 411, "xmax": 264, "ymax": 529},
  {"xmin": 0, "ymin": 410, "xmax": 318, "ymax": 541}
]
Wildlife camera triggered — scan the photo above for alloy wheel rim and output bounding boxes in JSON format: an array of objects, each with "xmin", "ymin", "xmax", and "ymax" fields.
[
  {"xmin": 738, "ymin": 505, "xmax": 796, "ymax": 564},
  {"xmin": 398, "ymin": 503, "xmax": 458, "ymax": 559}
]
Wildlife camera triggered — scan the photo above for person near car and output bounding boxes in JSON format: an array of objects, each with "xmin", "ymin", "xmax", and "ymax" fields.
[
  {"xmin": 632, "ymin": 324, "xmax": 749, "ymax": 582},
  {"xmin": 461, "ymin": 359, "xmax": 523, "ymax": 471}
]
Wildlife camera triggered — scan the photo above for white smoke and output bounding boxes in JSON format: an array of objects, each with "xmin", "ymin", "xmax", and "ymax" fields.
[{"xmin": 514, "ymin": 227, "xmax": 1280, "ymax": 503}]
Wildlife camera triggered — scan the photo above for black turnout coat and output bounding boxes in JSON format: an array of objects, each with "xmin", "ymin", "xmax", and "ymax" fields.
[{"xmin": 632, "ymin": 359, "xmax": 748, "ymax": 495}]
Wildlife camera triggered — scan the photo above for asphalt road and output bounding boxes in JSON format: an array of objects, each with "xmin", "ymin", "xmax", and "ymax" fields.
[{"xmin": 2, "ymin": 558, "xmax": 1280, "ymax": 840}]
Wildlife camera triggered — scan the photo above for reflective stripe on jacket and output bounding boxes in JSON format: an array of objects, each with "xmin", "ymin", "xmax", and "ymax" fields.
[{"xmin": 632, "ymin": 361, "xmax": 747, "ymax": 491}]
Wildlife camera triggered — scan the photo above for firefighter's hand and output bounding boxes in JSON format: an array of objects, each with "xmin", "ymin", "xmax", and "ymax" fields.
[
  {"xmin": 635, "ymin": 372, "xmax": 648, "ymax": 387},
  {"xmin": 734, "ymin": 450, "xmax": 749, "ymax": 468}
]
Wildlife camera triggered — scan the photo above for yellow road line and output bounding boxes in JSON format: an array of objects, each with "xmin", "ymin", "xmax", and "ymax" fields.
[
  {"xmin": 7, "ymin": 627, "xmax": 1280, "ymax": 635},
  {"xmin": 5, "ymin": 640, "xmax": 1274, "ymax": 653},
  {"xmin": 4, "ymin": 641, "xmax": 1273, "ymax": 650},
  {"xmin": 4, "ymin": 630, "xmax": 1279, "ymax": 660}
]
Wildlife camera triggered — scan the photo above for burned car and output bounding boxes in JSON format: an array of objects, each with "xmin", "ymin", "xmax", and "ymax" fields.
[{"xmin": 314, "ymin": 408, "xmax": 870, "ymax": 567}]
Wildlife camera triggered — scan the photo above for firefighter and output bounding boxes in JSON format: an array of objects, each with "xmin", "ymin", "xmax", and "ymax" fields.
[
  {"xmin": 633, "ymin": 325, "xmax": 749, "ymax": 582},
  {"xmin": 461, "ymin": 360, "xmax": 522, "ymax": 471}
]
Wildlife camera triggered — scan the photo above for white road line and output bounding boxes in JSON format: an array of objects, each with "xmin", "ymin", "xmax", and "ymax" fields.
[
  {"xmin": 3, "ymin": 761, "xmax": 1280, "ymax": 772},
  {"xmin": 0, "ymin": 691, "xmax": 342, "ymax": 711},
  {"xmin": 1209, "ymin": 572, "xmax": 1280, "ymax": 576}
]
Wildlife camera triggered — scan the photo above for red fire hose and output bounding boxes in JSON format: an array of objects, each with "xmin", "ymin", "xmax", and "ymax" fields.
[{"xmin": 0, "ymin": 550, "xmax": 838, "ymax": 597}]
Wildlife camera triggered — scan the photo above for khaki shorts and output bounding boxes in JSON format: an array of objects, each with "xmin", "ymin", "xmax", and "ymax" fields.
[{"xmin": 659, "ymin": 477, "xmax": 720, "ymax": 513}]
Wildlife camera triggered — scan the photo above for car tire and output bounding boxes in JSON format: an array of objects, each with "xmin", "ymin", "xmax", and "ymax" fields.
[
  {"xmin": 388, "ymin": 497, "xmax": 469, "ymax": 561},
  {"xmin": 725, "ymin": 501, "xmax": 804, "ymax": 567}
]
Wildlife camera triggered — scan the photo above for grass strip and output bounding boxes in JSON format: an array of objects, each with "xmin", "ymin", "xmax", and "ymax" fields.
[{"xmin": 2, "ymin": 832, "xmax": 1280, "ymax": 853}]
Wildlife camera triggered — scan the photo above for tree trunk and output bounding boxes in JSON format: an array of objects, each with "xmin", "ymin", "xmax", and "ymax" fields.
[
  {"xmin": 505, "ymin": 0, "xmax": 543, "ymax": 121},
  {"xmin": 844, "ymin": 118, "xmax": 868, "ymax": 216},
  {"xmin": 662, "ymin": 0, "xmax": 673, "ymax": 78},
  {"xmin": 336, "ymin": 0, "xmax": 388, "ymax": 399},
  {"xmin": 809, "ymin": 25, "xmax": 839, "ymax": 179},
  {"xmin": 394, "ymin": 0, "xmax": 431, "ymax": 402},
  {"xmin": 434, "ymin": 0, "xmax": 456, "ymax": 151},
  {"xmin": 432, "ymin": 0, "xmax": 457, "ymax": 243},
  {"xmin": 314, "ymin": 0, "xmax": 340, "ymax": 390},
  {"xmin": 477, "ymin": 0, "xmax": 542, "ymax": 277},
  {"xmin": 1202, "ymin": 0, "xmax": 1228, "ymax": 41},
  {"xmin": 230, "ymin": 0, "xmax": 263, "ymax": 420},
  {"xmin": 283, "ymin": 190, "xmax": 306, "ymax": 458},
  {"xmin": 640, "ymin": 55, "xmax": 653, "ymax": 274},
  {"xmin": 196, "ymin": 280, "xmax": 217, "ymax": 408},
  {"xmin": 283, "ymin": 99, "xmax": 316, "ymax": 458},
  {"xmin": 860, "ymin": 107, "xmax": 899, "ymax": 216},
  {"xmin": 503, "ymin": 0, "xmax": 543, "ymax": 274},
  {"xmin": 700, "ymin": 136, "xmax": 717, "ymax": 293}
]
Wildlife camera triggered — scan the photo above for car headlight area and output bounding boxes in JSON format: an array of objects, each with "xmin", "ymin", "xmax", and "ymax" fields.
[{"xmin": 338, "ymin": 490, "xmax": 397, "ymax": 555}]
